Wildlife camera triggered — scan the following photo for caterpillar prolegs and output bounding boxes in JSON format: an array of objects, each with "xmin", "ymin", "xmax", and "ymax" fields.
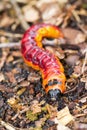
[{"xmin": 21, "ymin": 24, "xmax": 66, "ymax": 100}]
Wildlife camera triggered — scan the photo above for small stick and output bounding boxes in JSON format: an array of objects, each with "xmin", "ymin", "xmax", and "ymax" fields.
[
  {"xmin": 10, "ymin": 0, "xmax": 29, "ymax": 30},
  {"xmin": 81, "ymin": 48, "xmax": 87, "ymax": 74},
  {"xmin": 0, "ymin": 42, "xmax": 20, "ymax": 48},
  {"xmin": 0, "ymin": 30, "xmax": 22, "ymax": 38},
  {"xmin": 77, "ymin": 24, "xmax": 87, "ymax": 35}
]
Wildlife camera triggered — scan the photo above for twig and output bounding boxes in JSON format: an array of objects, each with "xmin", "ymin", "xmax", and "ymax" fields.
[
  {"xmin": 0, "ymin": 42, "xmax": 20, "ymax": 48},
  {"xmin": 77, "ymin": 24, "xmax": 87, "ymax": 35},
  {"xmin": 75, "ymin": 113, "xmax": 87, "ymax": 118},
  {"xmin": 10, "ymin": 0, "xmax": 29, "ymax": 30},
  {"xmin": 72, "ymin": 9, "xmax": 81, "ymax": 23},
  {"xmin": 81, "ymin": 48, "xmax": 87, "ymax": 74},
  {"xmin": 62, "ymin": 4, "xmax": 76, "ymax": 28},
  {"xmin": 0, "ymin": 119, "xmax": 15, "ymax": 130},
  {"xmin": 0, "ymin": 50, "xmax": 8, "ymax": 70},
  {"xmin": 0, "ymin": 30, "xmax": 22, "ymax": 38},
  {"xmin": 0, "ymin": 118, "xmax": 32, "ymax": 130}
]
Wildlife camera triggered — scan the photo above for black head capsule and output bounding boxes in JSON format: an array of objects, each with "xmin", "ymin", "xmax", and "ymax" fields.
[{"xmin": 47, "ymin": 89, "xmax": 61, "ymax": 101}]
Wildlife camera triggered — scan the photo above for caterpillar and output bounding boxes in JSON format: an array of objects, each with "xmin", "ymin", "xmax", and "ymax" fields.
[{"xmin": 21, "ymin": 24, "xmax": 66, "ymax": 100}]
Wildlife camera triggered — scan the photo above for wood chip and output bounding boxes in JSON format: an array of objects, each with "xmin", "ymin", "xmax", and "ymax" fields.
[
  {"xmin": 54, "ymin": 119, "xmax": 71, "ymax": 130},
  {"xmin": 57, "ymin": 106, "xmax": 74, "ymax": 125},
  {"xmin": 79, "ymin": 96, "xmax": 87, "ymax": 103},
  {"xmin": 17, "ymin": 87, "xmax": 26, "ymax": 96}
]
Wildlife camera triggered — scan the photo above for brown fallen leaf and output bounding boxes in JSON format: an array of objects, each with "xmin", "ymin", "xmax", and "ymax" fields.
[
  {"xmin": 46, "ymin": 104, "xmax": 58, "ymax": 118},
  {"xmin": 65, "ymin": 54, "xmax": 80, "ymax": 66},
  {"xmin": 12, "ymin": 51, "xmax": 21, "ymax": 57},
  {"xmin": 19, "ymin": 80, "xmax": 30, "ymax": 87},
  {"xmin": 28, "ymin": 73, "xmax": 40, "ymax": 83},
  {"xmin": 0, "ymin": 14, "xmax": 14, "ymax": 28},
  {"xmin": 7, "ymin": 55, "xmax": 14, "ymax": 63},
  {"xmin": 46, "ymin": 46, "xmax": 65, "ymax": 59},
  {"xmin": 5, "ymin": 72, "xmax": 16, "ymax": 84},
  {"xmin": 62, "ymin": 28, "xmax": 86, "ymax": 44},
  {"xmin": 0, "ymin": 85, "xmax": 13, "ymax": 93},
  {"xmin": 7, "ymin": 96, "xmax": 25, "ymax": 111}
]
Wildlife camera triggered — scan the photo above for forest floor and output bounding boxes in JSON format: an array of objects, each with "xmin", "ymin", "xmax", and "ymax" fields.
[{"xmin": 0, "ymin": 0, "xmax": 87, "ymax": 130}]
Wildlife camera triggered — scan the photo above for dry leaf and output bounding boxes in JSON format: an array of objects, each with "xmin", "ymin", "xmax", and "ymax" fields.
[
  {"xmin": 7, "ymin": 97, "xmax": 19, "ymax": 106},
  {"xmin": 22, "ymin": 5, "xmax": 39, "ymax": 22},
  {"xmin": 0, "ymin": 85, "xmax": 13, "ymax": 93},
  {"xmin": 65, "ymin": 54, "xmax": 80, "ymax": 66},
  {"xmin": 19, "ymin": 80, "xmax": 30, "ymax": 87},
  {"xmin": 0, "ymin": 14, "xmax": 14, "ymax": 28},
  {"xmin": 7, "ymin": 55, "xmax": 14, "ymax": 63},
  {"xmin": 62, "ymin": 28, "xmax": 86, "ymax": 44},
  {"xmin": 0, "ymin": 73, "xmax": 5, "ymax": 82},
  {"xmin": 42, "ymin": 2, "xmax": 61, "ymax": 20},
  {"xmin": 12, "ymin": 51, "xmax": 21, "ymax": 57},
  {"xmin": 30, "ymin": 100, "xmax": 41, "ymax": 114},
  {"xmin": 5, "ymin": 72, "xmax": 16, "ymax": 83}
]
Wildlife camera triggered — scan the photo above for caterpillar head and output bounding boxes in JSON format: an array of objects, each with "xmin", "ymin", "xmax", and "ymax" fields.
[
  {"xmin": 48, "ymin": 88, "xmax": 61, "ymax": 101},
  {"xmin": 45, "ymin": 76, "xmax": 66, "ymax": 101}
]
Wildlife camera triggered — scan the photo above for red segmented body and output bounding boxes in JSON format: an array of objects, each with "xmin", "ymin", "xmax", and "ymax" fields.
[{"xmin": 21, "ymin": 24, "xmax": 66, "ymax": 100}]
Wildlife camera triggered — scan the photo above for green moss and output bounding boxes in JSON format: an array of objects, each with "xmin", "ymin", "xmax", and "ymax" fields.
[
  {"xmin": 82, "ymin": 3, "xmax": 87, "ymax": 9},
  {"xmin": 33, "ymin": 127, "xmax": 42, "ymax": 130},
  {"xmin": 26, "ymin": 104, "xmax": 50, "ymax": 122},
  {"xmin": 29, "ymin": 127, "xmax": 42, "ymax": 130},
  {"xmin": 26, "ymin": 110, "xmax": 38, "ymax": 121},
  {"xmin": 41, "ymin": 106, "xmax": 47, "ymax": 112}
]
